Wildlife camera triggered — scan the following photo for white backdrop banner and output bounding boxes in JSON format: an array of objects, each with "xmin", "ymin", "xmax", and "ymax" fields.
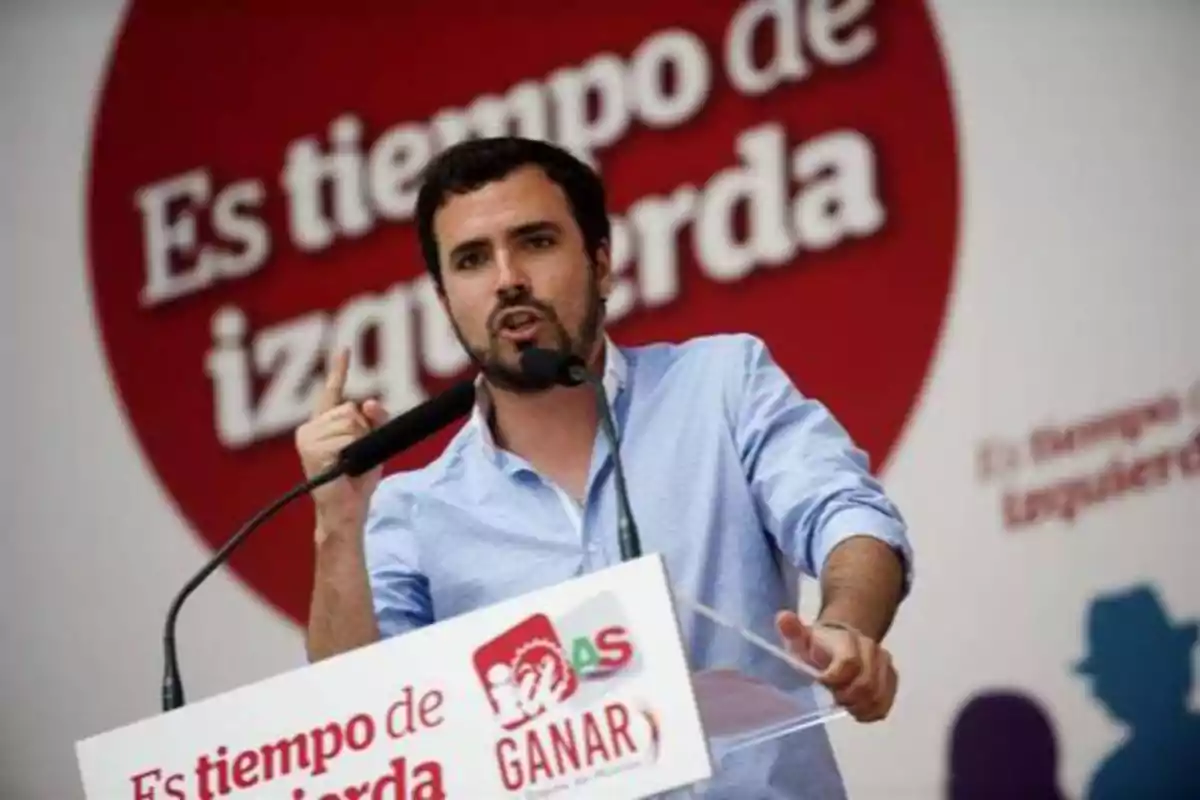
[{"xmin": 3, "ymin": 1, "xmax": 1197, "ymax": 799}]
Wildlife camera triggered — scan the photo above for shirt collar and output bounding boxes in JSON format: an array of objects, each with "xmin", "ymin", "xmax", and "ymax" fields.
[{"xmin": 470, "ymin": 335, "xmax": 627, "ymax": 460}]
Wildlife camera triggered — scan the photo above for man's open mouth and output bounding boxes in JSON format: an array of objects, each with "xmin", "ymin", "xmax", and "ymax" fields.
[{"xmin": 496, "ymin": 309, "xmax": 542, "ymax": 339}]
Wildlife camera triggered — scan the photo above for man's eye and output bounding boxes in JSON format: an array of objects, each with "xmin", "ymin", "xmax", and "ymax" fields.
[
  {"xmin": 527, "ymin": 234, "xmax": 555, "ymax": 249},
  {"xmin": 458, "ymin": 252, "xmax": 485, "ymax": 269}
]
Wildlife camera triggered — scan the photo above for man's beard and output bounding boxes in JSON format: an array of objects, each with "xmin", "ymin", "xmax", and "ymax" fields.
[{"xmin": 451, "ymin": 281, "xmax": 605, "ymax": 394}]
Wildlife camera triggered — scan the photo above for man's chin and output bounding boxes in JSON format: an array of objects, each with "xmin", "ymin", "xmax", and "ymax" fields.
[
  {"xmin": 474, "ymin": 325, "xmax": 584, "ymax": 391},
  {"xmin": 496, "ymin": 328, "xmax": 555, "ymax": 352},
  {"xmin": 496, "ymin": 330, "xmax": 571, "ymax": 362},
  {"xmin": 480, "ymin": 361, "xmax": 556, "ymax": 393},
  {"xmin": 476, "ymin": 342, "xmax": 549, "ymax": 392}
]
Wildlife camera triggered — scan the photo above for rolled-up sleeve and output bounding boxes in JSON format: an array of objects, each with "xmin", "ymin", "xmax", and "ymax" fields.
[
  {"xmin": 731, "ymin": 335, "xmax": 914, "ymax": 596},
  {"xmin": 363, "ymin": 479, "xmax": 435, "ymax": 638}
]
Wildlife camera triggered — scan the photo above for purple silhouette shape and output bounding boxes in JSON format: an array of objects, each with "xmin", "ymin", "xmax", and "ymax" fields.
[{"xmin": 947, "ymin": 690, "xmax": 1066, "ymax": 799}]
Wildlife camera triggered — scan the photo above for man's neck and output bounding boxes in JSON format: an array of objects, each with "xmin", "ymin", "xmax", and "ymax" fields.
[{"xmin": 486, "ymin": 342, "xmax": 606, "ymax": 474}]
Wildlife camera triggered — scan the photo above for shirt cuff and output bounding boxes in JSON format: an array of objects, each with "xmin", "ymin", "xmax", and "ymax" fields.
[{"xmin": 811, "ymin": 506, "xmax": 914, "ymax": 599}]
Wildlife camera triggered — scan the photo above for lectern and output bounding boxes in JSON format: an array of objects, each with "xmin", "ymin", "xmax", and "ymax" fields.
[{"xmin": 76, "ymin": 555, "xmax": 845, "ymax": 799}]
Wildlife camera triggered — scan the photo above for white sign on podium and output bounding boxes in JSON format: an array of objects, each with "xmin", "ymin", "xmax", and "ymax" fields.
[{"xmin": 76, "ymin": 554, "xmax": 714, "ymax": 800}]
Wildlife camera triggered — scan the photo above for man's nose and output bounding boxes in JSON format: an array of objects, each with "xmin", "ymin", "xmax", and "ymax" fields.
[{"xmin": 494, "ymin": 248, "xmax": 530, "ymax": 291}]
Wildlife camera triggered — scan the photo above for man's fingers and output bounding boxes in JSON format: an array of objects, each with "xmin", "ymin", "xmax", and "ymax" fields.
[
  {"xmin": 855, "ymin": 654, "xmax": 898, "ymax": 723},
  {"xmin": 775, "ymin": 612, "xmax": 900, "ymax": 723},
  {"xmin": 311, "ymin": 402, "xmax": 371, "ymax": 434},
  {"xmin": 304, "ymin": 432, "xmax": 363, "ymax": 456},
  {"xmin": 315, "ymin": 348, "xmax": 350, "ymax": 415},
  {"xmin": 300, "ymin": 407, "xmax": 374, "ymax": 459},
  {"xmin": 776, "ymin": 611, "xmax": 826, "ymax": 672},
  {"xmin": 776, "ymin": 611, "xmax": 808, "ymax": 648},
  {"xmin": 874, "ymin": 648, "xmax": 894, "ymax": 703},
  {"xmin": 779, "ymin": 610, "xmax": 843, "ymax": 673},
  {"xmin": 361, "ymin": 398, "xmax": 388, "ymax": 429},
  {"xmin": 833, "ymin": 644, "xmax": 876, "ymax": 708},
  {"xmin": 328, "ymin": 401, "xmax": 370, "ymax": 426},
  {"xmin": 819, "ymin": 642, "xmax": 862, "ymax": 690},
  {"xmin": 875, "ymin": 652, "xmax": 898, "ymax": 716}
]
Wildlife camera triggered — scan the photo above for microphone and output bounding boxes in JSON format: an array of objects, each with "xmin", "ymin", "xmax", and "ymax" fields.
[
  {"xmin": 161, "ymin": 379, "xmax": 476, "ymax": 713},
  {"xmin": 519, "ymin": 347, "xmax": 643, "ymax": 563},
  {"xmin": 327, "ymin": 380, "xmax": 476, "ymax": 480}
]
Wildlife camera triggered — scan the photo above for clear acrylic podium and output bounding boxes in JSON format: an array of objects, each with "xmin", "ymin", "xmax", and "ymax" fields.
[
  {"xmin": 76, "ymin": 550, "xmax": 839, "ymax": 800},
  {"xmin": 655, "ymin": 585, "xmax": 849, "ymax": 799}
]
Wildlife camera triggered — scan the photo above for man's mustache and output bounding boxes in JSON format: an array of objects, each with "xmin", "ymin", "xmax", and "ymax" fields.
[{"xmin": 487, "ymin": 294, "xmax": 558, "ymax": 333}]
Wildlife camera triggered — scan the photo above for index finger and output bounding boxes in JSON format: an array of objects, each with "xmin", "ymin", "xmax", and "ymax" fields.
[
  {"xmin": 817, "ymin": 642, "xmax": 862, "ymax": 689},
  {"xmin": 314, "ymin": 348, "xmax": 350, "ymax": 415}
]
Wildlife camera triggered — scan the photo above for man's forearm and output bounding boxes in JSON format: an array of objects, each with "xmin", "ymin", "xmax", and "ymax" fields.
[
  {"xmin": 306, "ymin": 527, "xmax": 380, "ymax": 663},
  {"xmin": 816, "ymin": 535, "xmax": 906, "ymax": 642}
]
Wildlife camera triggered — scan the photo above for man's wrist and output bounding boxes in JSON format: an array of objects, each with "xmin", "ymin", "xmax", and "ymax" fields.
[
  {"xmin": 314, "ymin": 518, "xmax": 365, "ymax": 548},
  {"xmin": 816, "ymin": 535, "xmax": 906, "ymax": 642},
  {"xmin": 815, "ymin": 609, "xmax": 882, "ymax": 642},
  {"xmin": 815, "ymin": 619, "xmax": 857, "ymax": 633},
  {"xmin": 815, "ymin": 618, "xmax": 864, "ymax": 637}
]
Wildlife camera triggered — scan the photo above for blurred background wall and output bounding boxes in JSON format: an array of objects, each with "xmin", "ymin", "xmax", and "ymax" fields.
[{"xmin": 2, "ymin": 1, "xmax": 1197, "ymax": 798}]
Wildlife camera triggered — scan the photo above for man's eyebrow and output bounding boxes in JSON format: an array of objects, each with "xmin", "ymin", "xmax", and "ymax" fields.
[
  {"xmin": 509, "ymin": 220, "xmax": 563, "ymax": 238},
  {"xmin": 447, "ymin": 237, "xmax": 488, "ymax": 264}
]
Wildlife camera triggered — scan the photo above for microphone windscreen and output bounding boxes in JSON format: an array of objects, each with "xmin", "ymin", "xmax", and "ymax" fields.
[
  {"xmin": 519, "ymin": 347, "xmax": 586, "ymax": 387},
  {"xmin": 337, "ymin": 379, "xmax": 476, "ymax": 477}
]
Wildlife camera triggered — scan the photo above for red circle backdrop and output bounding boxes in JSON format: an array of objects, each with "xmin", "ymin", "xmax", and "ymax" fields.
[{"xmin": 86, "ymin": 1, "xmax": 960, "ymax": 626}]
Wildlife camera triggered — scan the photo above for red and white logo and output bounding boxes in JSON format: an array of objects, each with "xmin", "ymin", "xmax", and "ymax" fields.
[
  {"xmin": 474, "ymin": 591, "xmax": 640, "ymax": 730},
  {"xmin": 479, "ymin": 595, "xmax": 660, "ymax": 792},
  {"xmin": 85, "ymin": 0, "xmax": 960, "ymax": 624},
  {"xmin": 474, "ymin": 613, "xmax": 581, "ymax": 730}
]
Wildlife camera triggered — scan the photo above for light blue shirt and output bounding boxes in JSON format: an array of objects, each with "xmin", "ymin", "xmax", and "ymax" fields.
[{"xmin": 364, "ymin": 332, "xmax": 913, "ymax": 799}]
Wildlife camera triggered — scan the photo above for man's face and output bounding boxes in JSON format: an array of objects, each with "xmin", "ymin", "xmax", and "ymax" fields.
[{"xmin": 433, "ymin": 165, "xmax": 611, "ymax": 391}]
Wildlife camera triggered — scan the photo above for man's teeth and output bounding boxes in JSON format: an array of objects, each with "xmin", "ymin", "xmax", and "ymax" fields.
[{"xmin": 505, "ymin": 313, "xmax": 536, "ymax": 329}]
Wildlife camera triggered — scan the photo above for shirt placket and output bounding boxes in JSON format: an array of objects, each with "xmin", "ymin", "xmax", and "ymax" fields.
[{"xmin": 548, "ymin": 486, "xmax": 606, "ymax": 570}]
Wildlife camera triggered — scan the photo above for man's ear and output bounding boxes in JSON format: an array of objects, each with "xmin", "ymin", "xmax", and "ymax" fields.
[{"xmin": 594, "ymin": 242, "xmax": 614, "ymax": 299}]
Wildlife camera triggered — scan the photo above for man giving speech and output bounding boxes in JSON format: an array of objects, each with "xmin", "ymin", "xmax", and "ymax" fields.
[{"xmin": 295, "ymin": 136, "xmax": 913, "ymax": 798}]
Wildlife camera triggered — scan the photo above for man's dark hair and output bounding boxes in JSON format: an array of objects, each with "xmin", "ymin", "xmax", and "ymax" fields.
[{"xmin": 414, "ymin": 137, "xmax": 611, "ymax": 289}]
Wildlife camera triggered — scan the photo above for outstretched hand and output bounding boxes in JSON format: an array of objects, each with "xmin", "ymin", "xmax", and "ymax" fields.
[
  {"xmin": 294, "ymin": 348, "xmax": 389, "ymax": 537},
  {"xmin": 775, "ymin": 610, "xmax": 898, "ymax": 723}
]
